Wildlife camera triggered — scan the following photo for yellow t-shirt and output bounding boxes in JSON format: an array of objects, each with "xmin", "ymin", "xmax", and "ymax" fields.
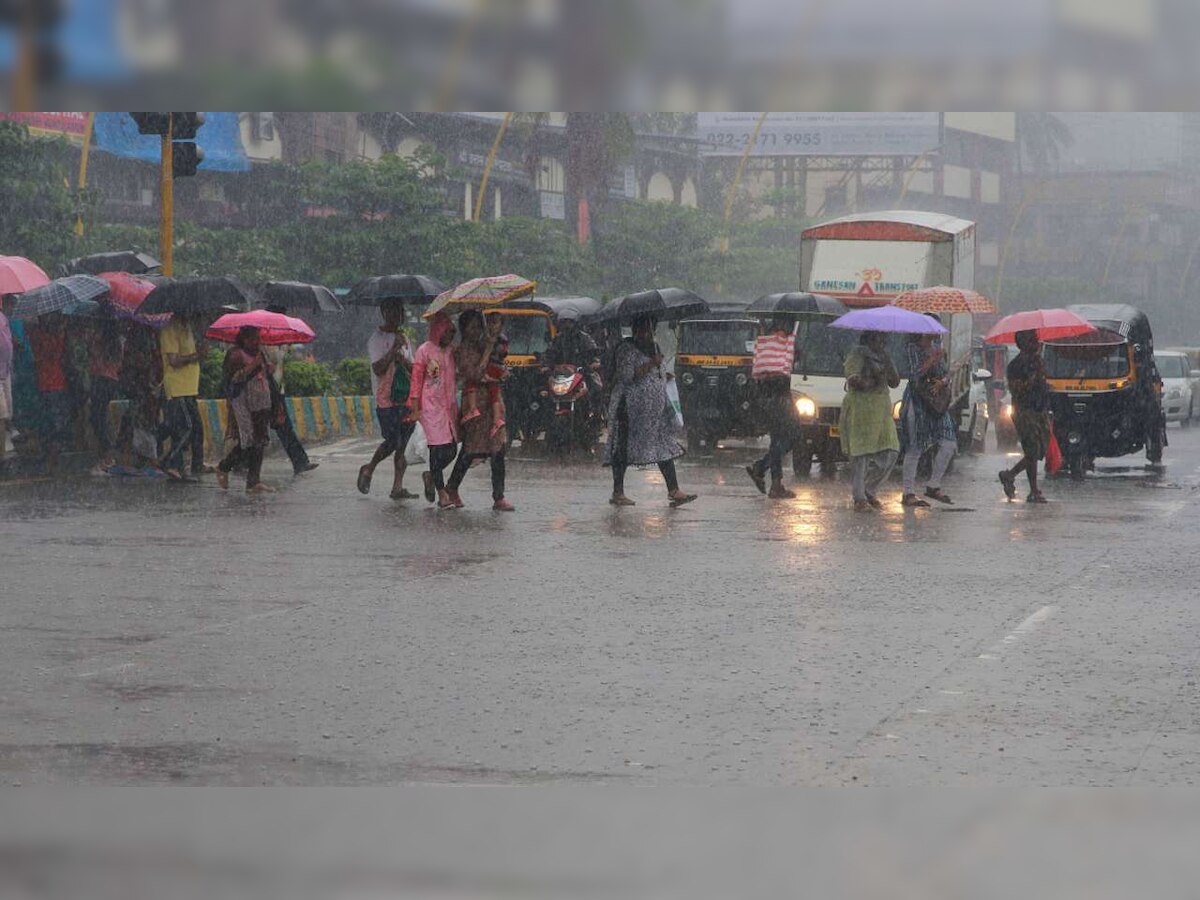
[{"xmin": 159, "ymin": 320, "xmax": 200, "ymax": 399}]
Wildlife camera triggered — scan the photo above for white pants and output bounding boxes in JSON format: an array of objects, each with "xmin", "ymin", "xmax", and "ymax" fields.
[
  {"xmin": 851, "ymin": 449, "xmax": 898, "ymax": 502},
  {"xmin": 902, "ymin": 439, "xmax": 956, "ymax": 493}
]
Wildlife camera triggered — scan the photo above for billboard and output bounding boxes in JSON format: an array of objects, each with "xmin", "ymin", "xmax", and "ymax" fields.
[
  {"xmin": 0, "ymin": 112, "xmax": 90, "ymax": 141},
  {"xmin": 697, "ymin": 112, "xmax": 941, "ymax": 157}
]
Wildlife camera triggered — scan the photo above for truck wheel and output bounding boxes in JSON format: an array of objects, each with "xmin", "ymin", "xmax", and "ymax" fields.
[{"xmin": 792, "ymin": 450, "xmax": 813, "ymax": 478}]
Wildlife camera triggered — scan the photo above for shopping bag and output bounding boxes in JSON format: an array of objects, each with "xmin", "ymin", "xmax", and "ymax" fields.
[
  {"xmin": 1046, "ymin": 428, "xmax": 1063, "ymax": 475},
  {"xmin": 405, "ymin": 420, "xmax": 428, "ymax": 465},
  {"xmin": 664, "ymin": 376, "xmax": 685, "ymax": 430},
  {"xmin": 132, "ymin": 427, "xmax": 157, "ymax": 461}
]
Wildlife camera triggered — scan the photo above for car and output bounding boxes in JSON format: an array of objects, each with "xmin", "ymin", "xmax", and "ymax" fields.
[{"xmin": 1154, "ymin": 350, "xmax": 1199, "ymax": 427}]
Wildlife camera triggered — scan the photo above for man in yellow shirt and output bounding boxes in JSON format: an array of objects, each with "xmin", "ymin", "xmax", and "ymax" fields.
[{"xmin": 159, "ymin": 314, "xmax": 210, "ymax": 480}]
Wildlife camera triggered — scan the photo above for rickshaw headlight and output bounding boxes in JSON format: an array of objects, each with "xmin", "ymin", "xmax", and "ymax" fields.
[
  {"xmin": 892, "ymin": 400, "xmax": 903, "ymax": 421},
  {"xmin": 734, "ymin": 372, "xmax": 748, "ymax": 387},
  {"xmin": 794, "ymin": 395, "xmax": 818, "ymax": 419},
  {"xmin": 681, "ymin": 371, "xmax": 695, "ymax": 386}
]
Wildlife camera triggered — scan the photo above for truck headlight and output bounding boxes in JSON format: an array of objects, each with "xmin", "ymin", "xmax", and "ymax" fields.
[
  {"xmin": 1002, "ymin": 402, "xmax": 1013, "ymax": 420},
  {"xmin": 794, "ymin": 395, "xmax": 817, "ymax": 419},
  {"xmin": 681, "ymin": 371, "xmax": 695, "ymax": 386},
  {"xmin": 892, "ymin": 400, "xmax": 903, "ymax": 421}
]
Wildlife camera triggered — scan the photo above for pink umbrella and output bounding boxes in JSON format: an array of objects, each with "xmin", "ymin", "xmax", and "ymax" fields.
[
  {"xmin": 98, "ymin": 272, "xmax": 171, "ymax": 328},
  {"xmin": 0, "ymin": 256, "xmax": 51, "ymax": 295},
  {"xmin": 205, "ymin": 309, "xmax": 315, "ymax": 345},
  {"xmin": 984, "ymin": 309, "xmax": 1097, "ymax": 345}
]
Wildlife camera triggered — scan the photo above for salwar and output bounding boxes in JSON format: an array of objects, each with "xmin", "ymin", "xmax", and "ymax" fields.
[
  {"xmin": 446, "ymin": 448, "xmax": 506, "ymax": 500},
  {"xmin": 428, "ymin": 443, "xmax": 458, "ymax": 493},
  {"xmin": 902, "ymin": 438, "xmax": 956, "ymax": 493},
  {"xmin": 218, "ymin": 445, "xmax": 264, "ymax": 487},
  {"xmin": 851, "ymin": 449, "xmax": 898, "ymax": 502},
  {"xmin": 612, "ymin": 459, "xmax": 679, "ymax": 496}
]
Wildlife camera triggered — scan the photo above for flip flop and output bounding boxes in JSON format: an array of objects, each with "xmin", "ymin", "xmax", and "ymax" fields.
[
  {"xmin": 390, "ymin": 488, "xmax": 420, "ymax": 500},
  {"xmin": 609, "ymin": 496, "xmax": 636, "ymax": 507},
  {"xmin": 669, "ymin": 493, "xmax": 698, "ymax": 508},
  {"xmin": 357, "ymin": 466, "xmax": 372, "ymax": 495}
]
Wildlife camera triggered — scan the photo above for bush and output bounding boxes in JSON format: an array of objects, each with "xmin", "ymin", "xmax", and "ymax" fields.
[
  {"xmin": 334, "ymin": 357, "xmax": 373, "ymax": 396},
  {"xmin": 199, "ymin": 348, "xmax": 226, "ymax": 399},
  {"xmin": 284, "ymin": 358, "xmax": 336, "ymax": 396}
]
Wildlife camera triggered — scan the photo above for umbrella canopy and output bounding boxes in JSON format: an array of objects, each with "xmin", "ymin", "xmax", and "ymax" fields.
[
  {"xmin": 63, "ymin": 250, "xmax": 161, "ymax": 277},
  {"xmin": 747, "ymin": 292, "xmax": 845, "ymax": 318},
  {"xmin": 588, "ymin": 287, "xmax": 710, "ymax": 325},
  {"xmin": 984, "ymin": 309, "xmax": 1097, "ymax": 345},
  {"xmin": 205, "ymin": 310, "xmax": 316, "ymax": 345},
  {"xmin": 345, "ymin": 274, "xmax": 447, "ymax": 306},
  {"xmin": 98, "ymin": 272, "xmax": 172, "ymax": 328},
  {"xmin": 0, "ymin": 256, "xmax": 51, "ymax": 295},
  {"xmin": 140, "ymin": 277, "xmax": 262, "ymax": 316},
  {"xmin": 259, "ymin": 281, "xmax": 344, "ymax": 313},
  {"xmin": 12, "ymin": 275, "xmax": 110, "ymax": 320},
  {"xmin": 423, "ymin": 274, "xmax": 537, "ymax": 319},
  {"xmin": 892, "ymin": 286, "xmax": 997, "ymax": 315},
  {"xmin": 61, "ymin": 299, "xmax": 106, "ymax": 319},
  {"xmin": 829, "ymin": 306, "xmax": 947, "ymax": 334}
]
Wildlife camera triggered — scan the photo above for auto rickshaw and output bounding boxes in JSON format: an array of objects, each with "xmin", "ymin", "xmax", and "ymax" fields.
[
  {"xmin": 1045, "ymin": 303, "xmax": 1166, "ymax": 476},
  {"xmin": 673, "ymin": 302, "xmax": 763, "ymax": 453},
  {"xmin": 484, "ymin": 296, "xmax": 602, "ymax": 446}
]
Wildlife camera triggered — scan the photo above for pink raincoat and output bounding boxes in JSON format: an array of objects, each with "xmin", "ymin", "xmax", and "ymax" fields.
[{"xmin": 408, "ymin": 313, "xmax": 459, "ymax": 446}]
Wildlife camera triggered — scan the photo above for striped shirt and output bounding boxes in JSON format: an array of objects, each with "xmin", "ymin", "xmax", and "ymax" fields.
[{"xmin": 752, "ymin": 332, "xmax": 795, "ymax": 380}]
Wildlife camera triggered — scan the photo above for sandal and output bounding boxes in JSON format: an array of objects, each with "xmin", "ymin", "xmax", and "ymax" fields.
[
  {"xmin": 901, "ymin": 493, "xmax": 930, "ymax": 508},
  {"xmin": 448, "ymin": 490, "xmax": 465, "ymax": 508},
  {"xmin": 865, "ymin": 494, "xmax": 884, "ymax": 510},
  {"xmin": 357, "ymin": 466, "xmax": 372, "ymax": 495},
  {"xmin": 998, "ymin": 470, "xmax": 1016, "ymax": 501},
  {"xmin": 609, "ymin": 495, "xmax": 636, "ymax": 507},
  {"xmin": 853, "ymin": 499, "xmax": 875, "ymax": 512},
  {"xmin": 390, "ymin": 488, "xmax": 419, "ymax": 500},
  {"xmin": 745, "ymin": 465, "xmax": 767, "ymax": 495},
  {"xmin": 437, "ymin": 490, "xmax": 457, "ymax": 509},
  {"xmin": 668, "ymin": 492, "xmax": 698, "ymax": 509},
  {"xmin": 924, "ymin": 487, "xmax": 953, "ymax": 505},
  {"xmin": 768, "ymin": 484, "xmax": 797, "ymax": 500},
  {"xmin": 1026, "ymin": 492, "xmax": 1049, "ymax": 504}
]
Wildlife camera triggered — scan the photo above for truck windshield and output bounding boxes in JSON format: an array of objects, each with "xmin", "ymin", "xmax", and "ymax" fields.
[
  {"xmin": 793, "ymin": 319, "xmax": 913, "ymax": 378},
  {"xmin": 1043, "ymin": 343, "xmax": 1130, "ymax": 379},
  {"xmin": 497, "ymin": 315, "xmax": 551, "ymax": 356},
  {"xmin": 678, "ymin": 320, "xmax": 757, "ymax": 356}
]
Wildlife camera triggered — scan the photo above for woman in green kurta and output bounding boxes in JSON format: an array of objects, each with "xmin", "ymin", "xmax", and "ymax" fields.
[{"xmin": 841, "ymin": 331, "xmax": 900, "ymax": 511}]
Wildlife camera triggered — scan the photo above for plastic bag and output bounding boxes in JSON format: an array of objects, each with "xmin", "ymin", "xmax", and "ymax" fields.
[
  {"xmin": 405, "ymin": 420, "xmax": 428, "ymax": 465},
  {"xmin": 664, "ymin": 376, "xmax": 684, "ymax": 429},
  {"xmin": 132, "ymin": 427, "xmax": 157, "ymax": 461},
  {"xmin": 1046, "ymin": 428, "xmax": 1063, "ymax": 475}
]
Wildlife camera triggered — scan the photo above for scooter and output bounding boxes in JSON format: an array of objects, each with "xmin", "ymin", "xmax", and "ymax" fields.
[{"xmin": 543, "ymin": 363, "xmax": 603, "ymax": 454}]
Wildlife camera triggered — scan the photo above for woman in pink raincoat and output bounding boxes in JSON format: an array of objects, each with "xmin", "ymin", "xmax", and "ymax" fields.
[{"xmin": 407, "ymin": 312, "xmax": 459, "ymax": 508}]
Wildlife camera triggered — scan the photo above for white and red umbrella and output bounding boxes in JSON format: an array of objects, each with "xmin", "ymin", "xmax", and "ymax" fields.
[{"xmin": 984, "ymin": 309, "xmax": 1097, "ymax": 345}]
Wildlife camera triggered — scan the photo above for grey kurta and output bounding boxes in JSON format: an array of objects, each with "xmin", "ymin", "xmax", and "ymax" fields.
[{"xmin": 603, "ymin": 340, "xmax": 684, "ymax": 467}]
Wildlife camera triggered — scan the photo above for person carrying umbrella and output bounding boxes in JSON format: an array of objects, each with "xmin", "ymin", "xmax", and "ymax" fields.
[
  {"xmin": 898, "ymin": 327, "xmax": 957, "ymax": 507},
  {"xmin": 842, "ymin": 331, "xmax": 901, "ymax": 511},
  {"xmin": 262, "ymin": 305, "xmax": 318, "ymax": 477},
  {"xmin": 159, "ymin": 312, "xmax": 211, "ymax": 481},
  {"xmin": 999, "ymin": 329, "xmax": 1051, "ymax": 503},
  {"xmin": 745, "ymin": 317, "xmax": 799, "ymax": 500},
  {"xmin": 604, "ymin": 314, "xmax": 697, "ymax": 508},
  {"xmin": 0, "ymin": 299, "xmax": 12, "ymax": 474},
  {"xmin": 215, "ymin": 326, "xmax": 275, "ymax": 494}
]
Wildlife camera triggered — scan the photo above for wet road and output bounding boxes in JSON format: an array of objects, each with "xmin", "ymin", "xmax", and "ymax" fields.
[{"xmin": 3, "ymin": 428, "xmax": 1200, "ymax": 786}]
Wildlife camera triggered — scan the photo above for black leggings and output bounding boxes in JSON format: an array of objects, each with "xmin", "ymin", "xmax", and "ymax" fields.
[
  {"xmin": 218, "ymin": 444, "xmax": 264, "ymax": 487},
  {"xmin": 428, "ymin": 443, "xmax": 458, "ymax": 493},
  {"xmin": 447, "ymin": 449, "xmax": 506, "ymax": 500},
  {"xmin": 612, "ymin": 460, "xmax": 679, "ymax": 496}
]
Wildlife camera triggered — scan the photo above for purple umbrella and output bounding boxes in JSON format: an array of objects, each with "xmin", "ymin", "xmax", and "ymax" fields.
[{"xmin": 829, "ymin": 306, "xmax": 947, "ymax": 334}]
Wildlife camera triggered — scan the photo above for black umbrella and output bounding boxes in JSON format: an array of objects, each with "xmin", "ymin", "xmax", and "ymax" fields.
[
  {"xmin": 258, "ymin": 281, "xmax": 344, "ymax": 313},
  {"xmin": 344, "ymin": 274, "xmax": 446, "ymax": 305},
  {"xmin": 140, "ymin": 277, "xmax": 263, "ymax": 316},
  {"xmin": 747, "ymin": 292, "xmax": 846, "ymax": 318},
  {"xmin": 62, "ymin": 251, "xmax": 161, "ymax": 277},
  {"xmin": 589, "ymin": 288, "xmax": 709, "ymax": 325}
]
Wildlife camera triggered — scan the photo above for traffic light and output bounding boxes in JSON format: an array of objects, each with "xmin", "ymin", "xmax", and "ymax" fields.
[
  {"xmin": 130, "ymin": 112, "xmax": 171, "ymax": 135},
  {"xmin": 172, "ymin": 142, "xmax": 205, "ymax": 178},
  {"xmin": 171, "ymin": 112, "xmax": 205, "ymax": 140}
]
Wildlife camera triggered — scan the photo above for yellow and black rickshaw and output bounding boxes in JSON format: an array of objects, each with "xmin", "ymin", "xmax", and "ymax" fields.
[
  {"xmin": 673, "ymin": 302, "xmax": 763, "ymax": 453},
  {"xmin": 1045, "ymin": 303, "xmax": 1166, "ymax": 476},
  {"xmin": 484, "ymin": 296, "xmax": 602, "ymax": 445}
]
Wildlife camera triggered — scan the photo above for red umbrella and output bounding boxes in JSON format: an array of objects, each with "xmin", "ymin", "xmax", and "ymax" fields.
[
  {"xmin": 0, "ymin": 256, "xmax": 50, "ymax": 295},
  {"xmin": 984, "ymin": 308, "xmax": 1097, "ymax": 345},
  {"xmin": 98, "ymin": 272, "xmax": 171, "ymax": 328},
  {"xmin": 205, "ymin": 310, "xmax": 315, "ymax": 345}
]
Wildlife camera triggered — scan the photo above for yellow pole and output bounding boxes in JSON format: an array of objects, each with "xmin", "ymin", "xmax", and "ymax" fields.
[
  {"xmin": 474, "ymin": 112, "xmax": 511, "ymax": 223},
  {"xmin": 994, "ymin": 181, "xmax": 1038, "ymax": 304},
  {"xmin": 74, "ymin": 113, "xmax": 96, "ymax": 237},
  {"xmin": 720, "ymin": 112, "xmax": 769, "ymax": 256},
  {"xmin": 160, "ymin": 116, "xmax": 174, "ymax": 276}
]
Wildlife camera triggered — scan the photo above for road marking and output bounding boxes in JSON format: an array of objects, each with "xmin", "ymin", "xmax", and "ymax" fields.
[{"xmin": 978, "ymin": 605, "xmax": 1056, "ymax": 660}]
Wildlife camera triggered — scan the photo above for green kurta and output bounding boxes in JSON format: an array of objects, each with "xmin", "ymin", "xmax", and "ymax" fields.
[{"xmin": 840, "ymin": 346, "xmax": 900, "ymax": 457}]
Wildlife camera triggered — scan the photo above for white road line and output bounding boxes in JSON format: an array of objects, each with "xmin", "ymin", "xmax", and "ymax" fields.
[{"xmin": 978, "ymin": 605, "xmax": 1056, "ymax": 660}]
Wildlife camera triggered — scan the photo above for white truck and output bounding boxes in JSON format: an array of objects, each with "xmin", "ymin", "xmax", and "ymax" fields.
[{"xmin": 789, "ymin": 210, "xmax": 990, "ymax": 475}]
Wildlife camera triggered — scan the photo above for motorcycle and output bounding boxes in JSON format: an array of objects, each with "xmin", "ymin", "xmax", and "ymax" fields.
[{"xmin": 543, "ymin": 363, "xmax": 604, "ymax": 454}]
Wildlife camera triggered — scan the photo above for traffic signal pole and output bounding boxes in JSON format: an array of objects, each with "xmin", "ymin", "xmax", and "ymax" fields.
[{"xmin": 160, "ymin": 115, "xmax": 174, "ymax": 276}]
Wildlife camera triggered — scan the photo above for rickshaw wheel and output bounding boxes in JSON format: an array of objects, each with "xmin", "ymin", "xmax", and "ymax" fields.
[{"xmin": 792, "ymin": 450, "xmax": 813, "ymax": 477}]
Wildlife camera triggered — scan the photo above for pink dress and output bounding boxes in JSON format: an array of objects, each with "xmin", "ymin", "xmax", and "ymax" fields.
[{"xmin": 409, "ymin": 339, "xmax": 458, "ymax": 446}]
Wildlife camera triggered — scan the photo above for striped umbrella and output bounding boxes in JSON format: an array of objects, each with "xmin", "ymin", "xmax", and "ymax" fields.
[
  {"xmin": 12, "ymin": 275, "xmax": 110, "ymax": 320},
  {"xmin": 422, "ymin": 274, "xmax": 536, "ymax": 319},
  {"xmin": 0, "ymin": 256, "xmax": 51, "ymax": 295},
  {"xmin": 98, "ymin": 272, "xmax": 172, "ymax": 328},
  {"xmin": 892, "ymin": 286, "xmax": 997, "ymax": 315}
]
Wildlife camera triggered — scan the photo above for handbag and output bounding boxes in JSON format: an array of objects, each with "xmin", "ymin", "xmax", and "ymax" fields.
[
  {"xmin": 1046, "ymin": 427, "xmax": 1063, "ymax": 475},
  {"xmin": 915, "ymin": 374, "xmax": 951, "ymax": 415}
]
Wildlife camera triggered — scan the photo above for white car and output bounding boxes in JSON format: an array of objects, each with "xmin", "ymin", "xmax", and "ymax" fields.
[{"xmin": 1154, "ymin": 351, "xmax": 1200, "ymax": 426}]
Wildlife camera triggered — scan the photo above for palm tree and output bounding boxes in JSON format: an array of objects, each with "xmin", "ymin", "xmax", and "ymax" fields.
[{"xmin": 1016, "ymin": 113, "xmax": 1074, "ymax": 176}]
